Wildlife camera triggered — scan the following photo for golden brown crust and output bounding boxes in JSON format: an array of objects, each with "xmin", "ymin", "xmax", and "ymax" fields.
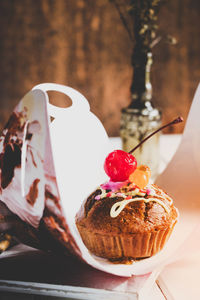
[
  {"xmin": 76, "ymin": 184, "xmax": 178, "ymax": 234},
  {"xmin": 76, "ymin": 183, "xmax": 178, "ymax": 260}
]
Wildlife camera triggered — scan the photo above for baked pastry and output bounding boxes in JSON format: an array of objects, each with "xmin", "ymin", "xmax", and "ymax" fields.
[
  {"xmin": 76, "ymin": 149, "xmax": 178, "ymax": 263},
  {"xmin": 76, "ymin": 117, "xmax": 183, "ymax": 263},
  {"xmin": 76, "ymin": 180, "xmax": 178, "ymax": 263}
]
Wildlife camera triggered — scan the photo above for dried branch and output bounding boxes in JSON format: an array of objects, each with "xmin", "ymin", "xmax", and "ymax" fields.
[{"xmin": 110, "ymin": 0, "xmax": 134, "ymax": 42}]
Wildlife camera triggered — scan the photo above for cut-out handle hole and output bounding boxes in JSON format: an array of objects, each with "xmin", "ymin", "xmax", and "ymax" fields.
[{"xmin": 48, "ymin": 91, "xmax": 72, "ymax": 108}]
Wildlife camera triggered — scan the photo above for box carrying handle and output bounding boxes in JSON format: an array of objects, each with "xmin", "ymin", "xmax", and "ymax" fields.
[{"xmin": 32, "ymin": 83, "xmax": 90, "ymax": 119}]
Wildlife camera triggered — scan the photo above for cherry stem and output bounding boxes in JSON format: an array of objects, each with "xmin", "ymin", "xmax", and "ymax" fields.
[{"xmin": 129, "ymin": 116, "xmax": 183, "ymax": 154}]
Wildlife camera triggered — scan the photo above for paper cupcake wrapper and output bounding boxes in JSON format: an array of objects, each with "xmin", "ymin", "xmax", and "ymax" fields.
[{"xmin": 77, "ymin": 223, "xmax": 176, "ymax": 260}]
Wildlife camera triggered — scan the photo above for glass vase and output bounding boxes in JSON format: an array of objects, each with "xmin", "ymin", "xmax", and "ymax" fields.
[{"xmin": 120, "ymin": 106, "xmax": 162, "ymax": 180}]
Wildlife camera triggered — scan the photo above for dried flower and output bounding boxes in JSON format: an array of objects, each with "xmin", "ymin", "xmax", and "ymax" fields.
[
  {"xmin": 110, "ymin": 0, "xmax": 176, "ymax": 50},
  {"xmin": 109, "ymin": 0, "xmax": 176, "ymax": 102}
]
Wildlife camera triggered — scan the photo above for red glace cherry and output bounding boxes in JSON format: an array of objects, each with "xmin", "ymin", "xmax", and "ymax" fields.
[{"xmin": 104, "ymin": 150, "xmax": 137, "ymax": 182}]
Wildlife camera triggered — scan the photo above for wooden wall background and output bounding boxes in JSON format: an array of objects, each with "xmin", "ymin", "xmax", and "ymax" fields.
[{"xmin": 0, "ymin": 0, "xmax": 200, "ymax": 135}]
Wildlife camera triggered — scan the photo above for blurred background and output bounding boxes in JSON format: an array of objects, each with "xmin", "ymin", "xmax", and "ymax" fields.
[{"xmin": 0, "ymin": 0, "xmax": 199, "ymax": 136}]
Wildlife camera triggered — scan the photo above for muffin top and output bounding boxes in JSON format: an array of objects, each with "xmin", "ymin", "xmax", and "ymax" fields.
[{"xmin": 76, "ymin": 181, "xmax": 178, "ymax": 234}]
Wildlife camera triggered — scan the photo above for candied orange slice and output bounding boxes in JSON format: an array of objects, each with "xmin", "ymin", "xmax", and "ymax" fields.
[{"xmin": 129, "ymin": 165, "xmax": 151, "ymax": 189}]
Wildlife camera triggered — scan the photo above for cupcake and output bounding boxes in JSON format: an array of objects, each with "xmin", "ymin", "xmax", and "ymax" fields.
[{"xmin": 76, "ymin": 150, "xmax": 178, "ymax": 263}]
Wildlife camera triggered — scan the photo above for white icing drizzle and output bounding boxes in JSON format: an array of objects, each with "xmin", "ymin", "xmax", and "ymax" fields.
[
  {"xmin": 99, "ymin": 187, "xmax": 108, "ymax": 198},
  {"xmin": 110, "ymin": 197, "xmax": 170, "ymax": 218}
]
